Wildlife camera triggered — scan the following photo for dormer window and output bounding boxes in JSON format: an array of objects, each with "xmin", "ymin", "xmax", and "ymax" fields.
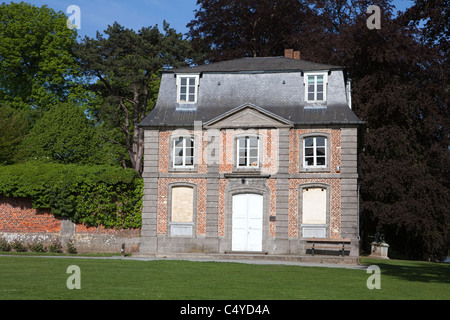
[
  {"xmin": 177, "ymin": 75, "xmax": 199, "ymax": 103},
  {"xmin": 305, "ymin": 72, "xmax": 327, "ymax": 102}
]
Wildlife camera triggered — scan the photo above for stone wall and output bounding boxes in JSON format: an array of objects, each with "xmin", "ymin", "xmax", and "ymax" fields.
[{"xmin": 0, "ymin": 196, "xmax": 140, "ymax": 254}]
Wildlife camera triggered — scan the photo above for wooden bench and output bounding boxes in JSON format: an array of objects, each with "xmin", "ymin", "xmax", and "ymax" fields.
[{"xmin": 305, "ymin": 238, "xmax": 351, "ymax": 257}]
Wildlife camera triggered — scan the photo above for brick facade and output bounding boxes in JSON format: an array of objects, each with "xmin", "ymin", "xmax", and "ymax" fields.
[{"xmin": 144, "ymin": 126, "xmax": 358, "ymax": 255}]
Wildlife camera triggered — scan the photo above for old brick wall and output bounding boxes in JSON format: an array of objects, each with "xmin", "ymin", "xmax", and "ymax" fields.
[
  {"xmin": 0, "ymin": 196, "xmax": 140, "ymax": 253},
  {"xmin": 0, "ymin": 197, "xmax": 61, "ymax": 233}
]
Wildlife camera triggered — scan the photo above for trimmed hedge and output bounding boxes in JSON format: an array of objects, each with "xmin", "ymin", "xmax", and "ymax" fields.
[{"xmin": 0, "ymin": 161, "xmax": 143, "ymax": 229}]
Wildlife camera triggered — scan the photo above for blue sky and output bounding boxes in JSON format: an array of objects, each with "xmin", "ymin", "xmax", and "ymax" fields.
[
  {"xmin": 19, "ymin": 0, "xmax": 199, "ymax": 38},
  {"xmin": 10, "ymin": 0, "xmax": 414, "ymax": 39}
]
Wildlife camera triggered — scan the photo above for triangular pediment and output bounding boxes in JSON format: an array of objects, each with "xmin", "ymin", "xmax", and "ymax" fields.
[{"xmin": 204, "ymin": 103, "xmax": 293, "ymax": 129}]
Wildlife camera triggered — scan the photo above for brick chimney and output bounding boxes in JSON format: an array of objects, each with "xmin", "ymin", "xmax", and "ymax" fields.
[
  {"xmin": 284, "ymin": 49, "xmax": 294, "ymax": 59},
  {"xmin": 284, "ymin": 49, "xmax": 301, "ymax": 60}
]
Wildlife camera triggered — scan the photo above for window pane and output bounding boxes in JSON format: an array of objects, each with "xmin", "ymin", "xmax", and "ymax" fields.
[
  {"xmin": 304, "ymin": 138, "xmax": 314, "ymax": 147},
  {"xmin": 185, "ymin": 156, "xmax": 194, "ymax": 166},
  {"xmin": 185, "ymin": 147, "xmax": 193, "ymax": 157},
  {"xmin": 308, "ymin": 92, "xmax": 315, "ymax": 101},
  {"xmin": 174, "ymin": 137, "xmax": 184, "ymax": 147},
  {"xmin": 304, "ymin": 147, "xmax": 314, "ymax": 156},
  {"xmin": 180, "ymin": 94, "xmax": 186, "ymax": 101},
  {"xmin": 316, "ymin": 137, "xmax": 325, "ymax": 146},
  {"xmin": 317, "ymin": 157, "xmax": 325, "ymax": 166},
  {"xmin": 238, "ymin": 153, "xmax": 247, "ymax": 166},
  {"xmin": 305, "ymin": 157, "xmax": 314, "ymax": 166},
  {"xmin": 174, "ymin": 145, "xmax": 183, "ymax": 155},
  {"xmin": 249, "ymin": 137, "xmax": 258, "ymax": 148},
  {"xmin": 316, "ymin": 75, "xmax": 323, "ymax": 84},
  {"xmin": 238, "ymin": 136, "xmax": 246, "ymax": 165},
  {"xmin": 249, "ymin": 148, "xmax": 258, "ymax": 158},
  {"xmin": 175, "ymin": 147, "xmax": 183, "ymax": 157},
  {"xmin": 317, "ymin": 147, "xmax": 326, "ymax": 156},
  {"xmin": 174, "ymin": 156, "xmax": 183, "ymax": 166},
  {"xmin": 180, "ymin": 87, "xmax": 187, "ymax": 94},
  {"xmin": 308, "ymin": 76, "xmax": 315, "ymax": 84},
  {"xmin": 238, "ymin": 137, "xmax": 246, "ymax": 148},
  {"xmin": 188, "ymin": 94, "xmax": 195, "ymax": 102},
  {"xmin": 316, "ymin": 93, "xmax": 323, "ymax": 101},
  {"xmin": 249, "ymin": 158, "xmax": 258, "ymax": 167},
  {"xmin": 189, "ymin": 78, "xmax": 196, "ymax": 85},
  {"xmin": 317, "ymin": 84, "xmax": 323, "ymax": 92},
  {"xmin": 189, "ymin": 86, "xmax": 195, "ymax": 94},
  {"xmin": 180, "ymin": 78, "xmax": 187, "ymax": 86}
]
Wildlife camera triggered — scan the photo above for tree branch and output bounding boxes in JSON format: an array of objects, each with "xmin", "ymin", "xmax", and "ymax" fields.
[{"xmin": 101, "ymin": 135, "xmax": 127, "ymax": 149}]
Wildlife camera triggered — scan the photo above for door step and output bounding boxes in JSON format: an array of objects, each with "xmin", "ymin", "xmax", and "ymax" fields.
[{"xmin": 224, "ymin": 251, "xmax": 268, "ymax": 255}]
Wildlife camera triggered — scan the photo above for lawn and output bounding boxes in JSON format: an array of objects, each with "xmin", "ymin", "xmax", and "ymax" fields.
[{"xmin": 0, "ymin": 255, "xmax": 449, "ymax": 300}]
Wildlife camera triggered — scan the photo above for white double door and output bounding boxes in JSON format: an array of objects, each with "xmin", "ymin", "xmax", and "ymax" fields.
[{"xmin": 232, "ymin": 193, "xmax": 263, "ymax": 252}]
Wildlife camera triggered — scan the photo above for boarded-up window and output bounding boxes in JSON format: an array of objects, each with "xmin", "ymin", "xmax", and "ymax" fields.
[
  {"xmin": 302, "ymin": 188, "xmax": 326, "ymax": 225},
  {"xmin": 171, "ymin": 186, "xmax": 194, "ymax": 223}
]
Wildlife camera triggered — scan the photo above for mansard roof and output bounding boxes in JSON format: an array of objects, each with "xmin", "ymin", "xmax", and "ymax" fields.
[{"xmin": 139, "ymin": 56, "xmax": 363, "ymax": 128}]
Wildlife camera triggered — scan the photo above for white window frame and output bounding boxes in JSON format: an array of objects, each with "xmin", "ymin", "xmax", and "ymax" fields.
[
  {"xmin": 303, "ymin": 136, "xmax": 327, "ymax": 168},
  {"xmin": 173, "ymin": 136, "xmax": 195, "ymax": 168},
  {"xmin": 176, "ymin": 74, "xmax": 199, "ymax": 104},
  {"xmin": 236, "ymin": 136, "xmax": 260, "ymax": 168},
  {"xmin": 304, "ymin": 72, "xmax": 328, "ymax": 102}
]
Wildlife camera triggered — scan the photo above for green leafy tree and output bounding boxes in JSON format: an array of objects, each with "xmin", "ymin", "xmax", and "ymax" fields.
[
  {"xmin": 75, "ymin": 22, "xmax": 191, "ymax": 174},
  {"xmin": 0, "ymin": 2, "xmax": 81, "ymax": 111},
  {"xmin": 0, "ymin": 104, "xmax": 28, "ymax": 164},
  {"xmin": 21, "ymin": 102, "xmax": 107, "ymax": 165}
]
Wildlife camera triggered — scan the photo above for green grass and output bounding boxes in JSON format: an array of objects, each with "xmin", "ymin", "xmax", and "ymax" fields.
[{"xmin": 0, "ymin": 255, "xmax": 448, "ymax": 300}]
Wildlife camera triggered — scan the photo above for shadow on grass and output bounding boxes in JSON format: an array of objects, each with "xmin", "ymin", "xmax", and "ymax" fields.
[{"xmin": 362, "ymin": 258, "xmax": 450, "ymax": 284}]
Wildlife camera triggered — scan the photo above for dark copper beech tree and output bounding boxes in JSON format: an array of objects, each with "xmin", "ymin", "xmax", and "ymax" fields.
[{"xmin": 187, "ymin": 0, "xmax": 450, "ymax": 260}]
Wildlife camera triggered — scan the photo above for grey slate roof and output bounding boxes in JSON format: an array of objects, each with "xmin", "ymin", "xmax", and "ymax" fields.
[
  {"xmin": 139, "ymin": 103, "xmax": 362, "ymax": 128},
  {"xmin": 139, "ymin": 56, "xmax": 363, "ymax": 128},
  {"xmin": 168, "ymin": 56, "xmax": 343, "ymax": 74}
]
